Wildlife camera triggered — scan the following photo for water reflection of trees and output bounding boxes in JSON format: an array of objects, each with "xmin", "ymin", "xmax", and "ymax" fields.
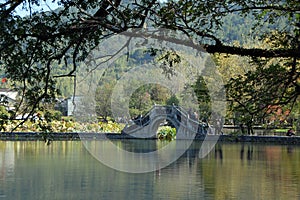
[
  {"xmin": 240, "ymin": 144, "xmax": 254, "ymax": 163},
  {"xmin": 214, "ymin": 144, "xmax": 223, "ymax": 161},
  {"xmin": 287, "ymin": 145, "xmax": 294, "ymax": 154}
]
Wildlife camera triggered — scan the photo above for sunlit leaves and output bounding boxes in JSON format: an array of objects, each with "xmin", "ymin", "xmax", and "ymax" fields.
[{"xmin": 226, "ymin": 62, "xmax": 298, "ymax": 125}]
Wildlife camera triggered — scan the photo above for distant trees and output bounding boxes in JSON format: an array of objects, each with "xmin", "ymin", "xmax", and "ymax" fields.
[
  {"xmin": 192, "ymin": 76, "xmax": 211, "ymax": 122},
  {"xmin": 95, "ymin": 82, "xmax": 114, "ymax": 122},
  {"xmin": 165, "ymin": 94, "xmax": 179, "ymax": 106}
]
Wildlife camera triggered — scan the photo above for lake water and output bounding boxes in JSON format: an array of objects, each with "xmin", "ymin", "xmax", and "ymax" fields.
[{"xmin": 1, "ymin": 140, "xmax": 300, "ymax": 200}]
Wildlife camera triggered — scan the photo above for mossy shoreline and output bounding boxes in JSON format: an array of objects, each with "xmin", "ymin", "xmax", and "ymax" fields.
[{"xmin": 1, "ymin": 132, "xmax": 300, "ymax": 144}]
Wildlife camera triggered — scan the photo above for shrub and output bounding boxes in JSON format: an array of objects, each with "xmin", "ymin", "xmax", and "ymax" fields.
[
  {"xmin": 165, "ymin": 94, "xmax": 179, "ymax": 106},
  {"xmin": 157, "ymin": 126, "xmax": 176, "ymax": 141},
  {"xmin": 44, "ymin": 109, "xmax": 62, "ymax": 122},
  {"xmin": 0, "ymin": 106, "xmax": 9, "ymax": 131}
]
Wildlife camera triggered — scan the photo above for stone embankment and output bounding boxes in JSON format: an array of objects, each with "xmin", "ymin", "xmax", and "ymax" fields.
[{"xmin": 1, "ymin": 132, "xmax": 300, "ymax": 144}]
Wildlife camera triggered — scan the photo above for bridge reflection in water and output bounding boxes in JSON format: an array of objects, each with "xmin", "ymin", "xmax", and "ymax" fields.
[{"xmin": 121, "ymin": 105, "xmax": 209, "ymax": 139}]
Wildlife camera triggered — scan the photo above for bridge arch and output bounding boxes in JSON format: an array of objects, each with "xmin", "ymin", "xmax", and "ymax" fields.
[
  {"xmin": 121, "ymin": 105, "xmax": 207, "ymax": 139},
  {"xmin": 149, "ymin": 115, "xmax": 179, "ymax": 138}
]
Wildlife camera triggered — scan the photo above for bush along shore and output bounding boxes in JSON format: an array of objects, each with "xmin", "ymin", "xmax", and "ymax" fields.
[{"xmin": 0, "ymin": 118, "xmax": 125, "ymax": 133}]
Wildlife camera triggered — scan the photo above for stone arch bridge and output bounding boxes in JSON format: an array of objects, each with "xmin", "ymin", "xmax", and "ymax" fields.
[{"xmin": 121, "ymin": 105, "xmax": 208, "ymax": 139}]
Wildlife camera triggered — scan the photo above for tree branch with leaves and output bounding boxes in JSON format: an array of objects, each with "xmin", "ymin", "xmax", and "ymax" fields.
[{"xmin": 0, "ymin": 0, "xmax": 299, "ymax": 128}]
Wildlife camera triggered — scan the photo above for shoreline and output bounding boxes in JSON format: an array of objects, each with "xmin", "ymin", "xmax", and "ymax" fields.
[{"xmin": 1, "ymin": 132, "xmax": 300, "ymax": 144}]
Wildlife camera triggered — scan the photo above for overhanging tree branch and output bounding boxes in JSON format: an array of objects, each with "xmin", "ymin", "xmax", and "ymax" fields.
[{"xmin": 204, "ymin": 44, "xmax": 300, "ymax": 58}]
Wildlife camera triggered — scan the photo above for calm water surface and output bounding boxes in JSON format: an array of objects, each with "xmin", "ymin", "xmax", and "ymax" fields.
[{"xmin": 0, "ymin": 140, "xmax": 300, "ymax": 200}]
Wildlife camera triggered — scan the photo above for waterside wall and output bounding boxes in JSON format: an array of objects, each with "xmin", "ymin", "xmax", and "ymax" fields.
[{"xmin": 1, "ymin": 132, "xmax": 300, "ymax": 144}]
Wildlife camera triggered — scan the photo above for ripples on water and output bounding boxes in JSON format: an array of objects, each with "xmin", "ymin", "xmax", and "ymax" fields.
[{"xmin": 0, "ymin": 140, "xmax": 300, "ymax": 200}]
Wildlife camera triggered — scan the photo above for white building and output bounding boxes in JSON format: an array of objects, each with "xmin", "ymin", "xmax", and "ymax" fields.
[{"xmin": 0, "ymin": 88, "xmax": 18, "ymax": 110}]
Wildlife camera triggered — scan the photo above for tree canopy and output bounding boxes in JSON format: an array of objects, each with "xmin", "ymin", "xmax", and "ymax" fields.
[{"xmin": 0, "ymin": 0, "xmax": 299, "ymax": 123}]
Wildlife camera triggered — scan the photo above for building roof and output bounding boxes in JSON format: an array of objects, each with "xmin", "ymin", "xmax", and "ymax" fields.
[{"xmin": 0, "ymin": 88, "xmax": 18, "ymax": 101}]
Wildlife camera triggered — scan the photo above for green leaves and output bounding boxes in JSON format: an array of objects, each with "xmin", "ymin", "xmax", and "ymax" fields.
[
  {"xmin": 226, "ymin": 61, "xmax": 299, "ymax": 127},
  {"xmin": 0, "ymin": 105, "xmax": 9, "ymax": 131},
  {"xmin": 157, "ymin": 126, "xmax": 176, "ymax": 141},
  {"xmin": 0, "ymin": 0, "xmax": 300, "ymax": 122},
  {"xmin": 157, "ymin": 50, "xmax": 181, "ymax": 79}
]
